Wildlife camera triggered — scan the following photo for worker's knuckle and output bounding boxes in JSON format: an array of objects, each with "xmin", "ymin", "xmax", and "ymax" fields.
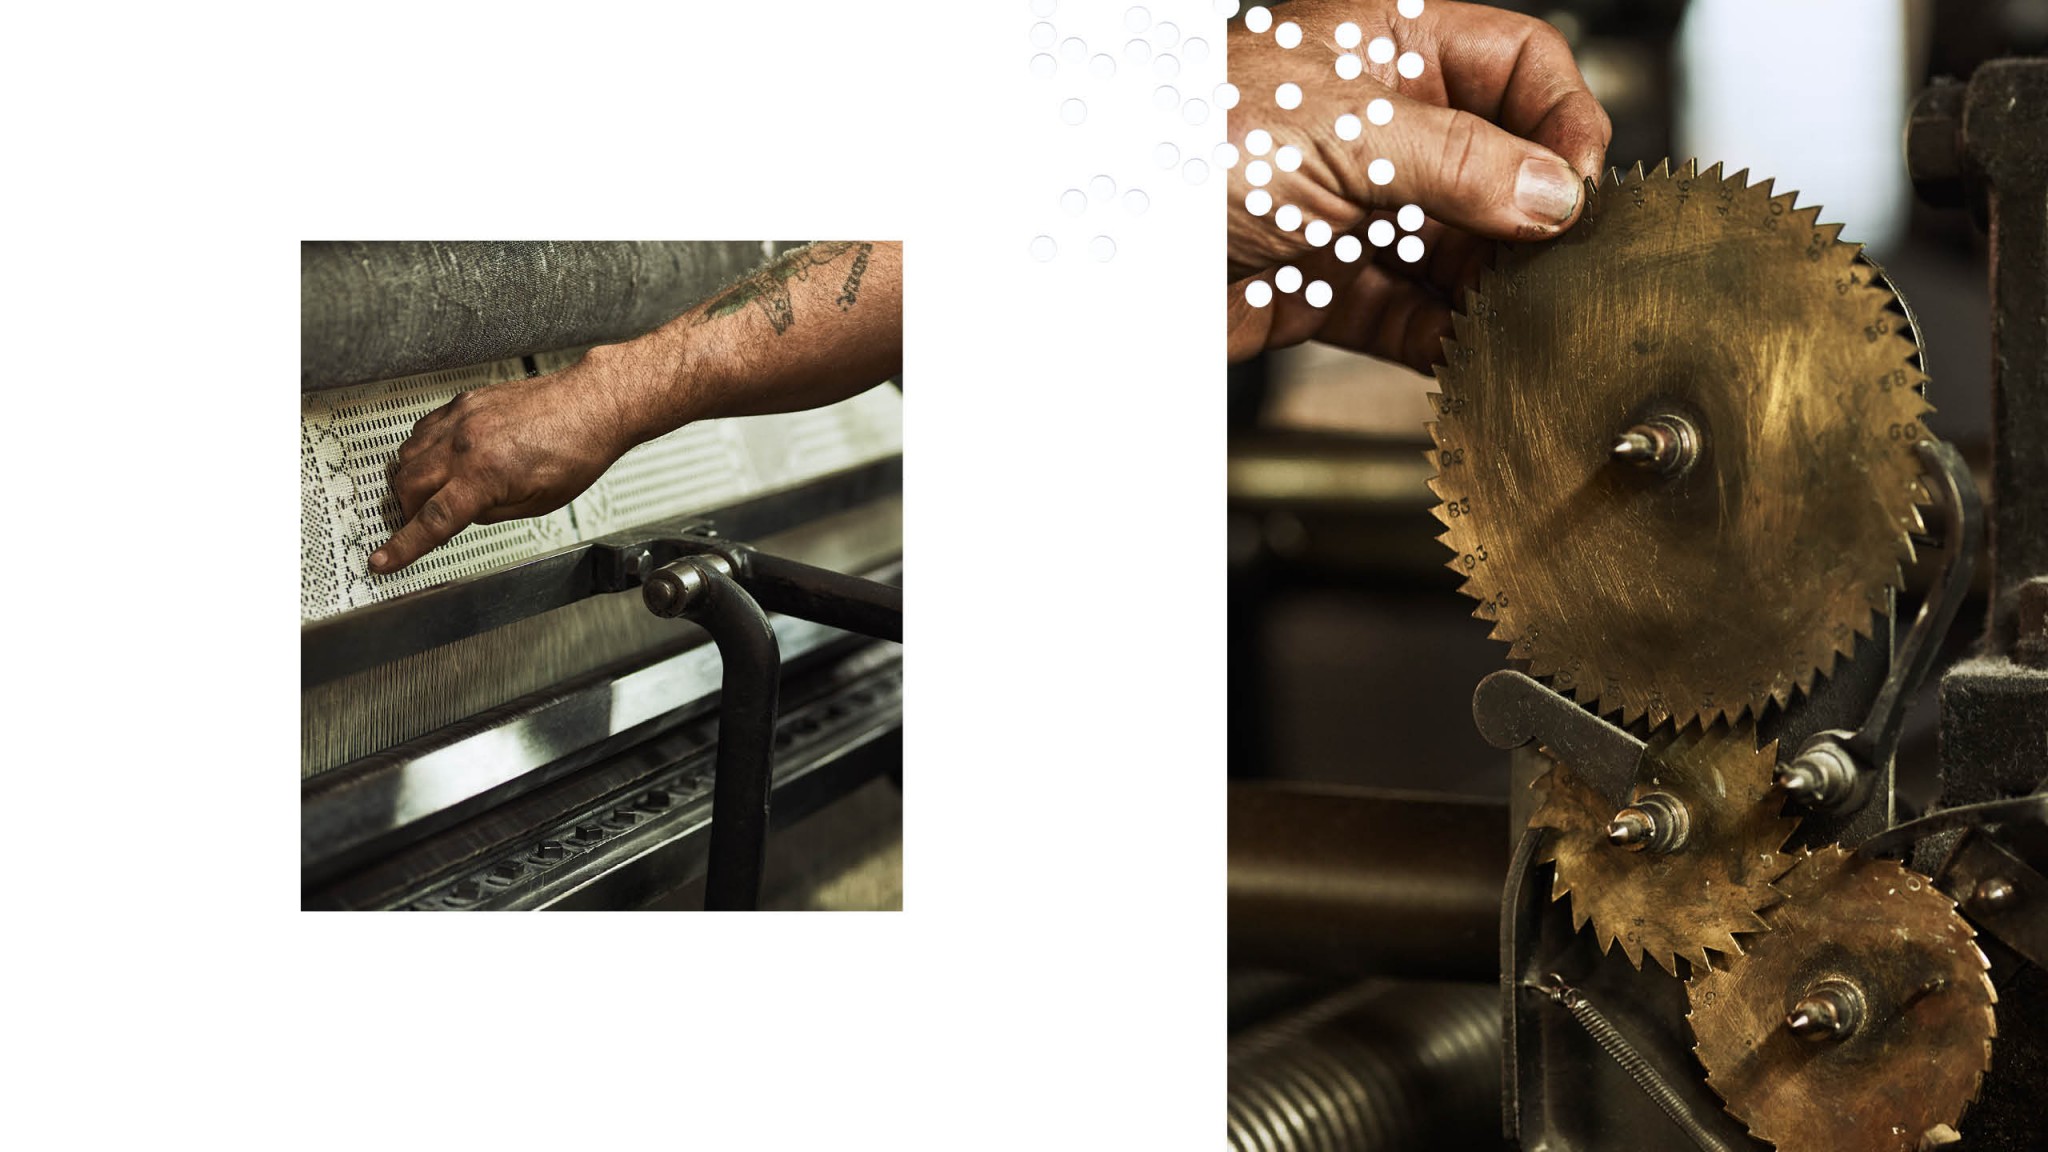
[{"xmin": 1437, "ymin": 111, "xmax": 1489, "ymax": 197}]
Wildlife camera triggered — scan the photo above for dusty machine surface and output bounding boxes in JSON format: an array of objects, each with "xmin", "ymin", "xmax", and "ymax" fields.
[
  {"xmin": 300, "ymin": 241, "xmax": 904, "ymax": 911},
  {"xmin": 1227, "ymin": 57, "xmax": 2047, "ymax": 1152}
]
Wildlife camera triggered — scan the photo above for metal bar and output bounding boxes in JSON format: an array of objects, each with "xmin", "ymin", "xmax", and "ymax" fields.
[
  {"xmin": 1228, "ymin": 783, "xmax": 1509, "ymax": 980},
  {"xmin": 1473, "ymin": 670, "xmax": 1645, "ymax": 805},
  {"xmin": 665, "ymin": 559, "xmax": 783, "ymax": 911},
  {"xmin": 737, "ymin": 551, "xmax": 902, "ymax": 642},
  {"xmin": 300, "ymin": 456, "xmax": 900, "ymax": 689}
]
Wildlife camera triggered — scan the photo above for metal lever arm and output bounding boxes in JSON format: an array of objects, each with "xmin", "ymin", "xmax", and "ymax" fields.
[
  {"xmin": 1473, "ymin": 670, "xmax": 1646, "ymax": 805},
  {"xmin": 643, "ymin": 555, "xmax": 782, "ymax": 911},
  {"xmin": 1781, "ymin": 440, "xmax": 1983, "ymax": 812}
]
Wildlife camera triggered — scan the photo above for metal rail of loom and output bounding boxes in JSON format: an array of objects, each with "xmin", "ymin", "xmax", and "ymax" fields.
[{"xmin": 302, "ymin": 459, "xmax": 903, "ymax": 911}]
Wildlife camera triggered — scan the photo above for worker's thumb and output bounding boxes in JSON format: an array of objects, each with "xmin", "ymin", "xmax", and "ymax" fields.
[{"xmin": 1350, "ymin": 92, "xmax": 1588, "ymax": 241}]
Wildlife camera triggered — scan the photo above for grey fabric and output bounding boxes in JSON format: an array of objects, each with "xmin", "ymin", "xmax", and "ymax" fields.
[{"xmin": 301, "ymin": 241, "xmax": 784, "ymax": 391}]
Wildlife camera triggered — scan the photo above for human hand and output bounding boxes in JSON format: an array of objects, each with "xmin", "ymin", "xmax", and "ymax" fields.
[
  {"xmin": 1225, "ymin": 0, "xmax": 1611, "ymax": 368},
  {"xmin": 369, "ymin": 351, "xmax": 642, "ymax": 573}
]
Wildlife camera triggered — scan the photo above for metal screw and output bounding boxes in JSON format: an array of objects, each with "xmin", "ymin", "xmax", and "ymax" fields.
[
  {"xmin": 574, "ymin": 824, "xmax": 605, "ymax": 844},
  {"xmin": 1610, "ymin": 414, "xmax": 1700, "ymax": 477},
  {"xmin": 449, "ymin": 880, "xmax": 481, "ymax": 901},
  {"xmin": 604, "ymin": 809, "xmax": 638, "ymax": 828},
  {"xmin": 1786, "ymin": 979, "xmax": 1865, "ymax": 1041},
  {"xmin": 636, "ymin": 790, "xmax": 673, "ymax": 812},
  {"xmin": 1973, "ymin": 876, "xmax": 2018, "ymax": 912},
  {"xmin": 1777, "ymin": 741, "xmax": 1859, "ymax": 811},
  {"xmin": 533, "ymin": 841, "xmax": 566, "ymax": 862},
  {"xmin": 1606, "ymin": 793, "xmax": 1690, "ymax": 854},
  {"xmin": 491, "ymin": 860, "xmax": 525, "ymax": 881}
]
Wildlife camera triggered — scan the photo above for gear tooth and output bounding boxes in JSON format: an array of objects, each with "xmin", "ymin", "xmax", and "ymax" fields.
[
  {"xmin": 1700, "ymin": 160, "xmax": 1724, "ymax": 182},
  {"xmin": 1677, "ymin": 157, "xmax": 1698, "ymax": 179},
  {"xmin": 1727, "ymin": 166, "xmax": 1751, "ymax": 188},
  {"xmin": 1651, "ymin": 157, "xmax": 1671, "ymax": 178},
  {"xmin": 1754, "ymin": 176, "xmax": 1776, "ymax": 200},
  {"xmin": 1650, "ymin": 947, "xmax": 1678, "ymax": 977},
  {"xmin": 1627, "ymin": 160, "xmax": 1645, "ymax": 183}
]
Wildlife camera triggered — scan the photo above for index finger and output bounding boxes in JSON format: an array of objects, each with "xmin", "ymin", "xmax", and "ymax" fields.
[
  {"xmin": 369, "ymin": 483, "xmax": 485, "ymax": 574},
  {"xmin": 1424, "ymin": 2, "xmax": 1611, "ymax": 178}
]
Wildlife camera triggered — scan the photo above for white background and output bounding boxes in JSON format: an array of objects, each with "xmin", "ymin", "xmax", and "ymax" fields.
[{"xmin": 9, "ymin": 0, "xmax": 1225, "ymax": 1147}]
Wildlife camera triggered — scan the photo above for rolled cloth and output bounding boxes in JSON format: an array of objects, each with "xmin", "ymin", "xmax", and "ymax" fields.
[{"xmin": 301, "ymin": 241, "xmax": 791, "ymax": 390}]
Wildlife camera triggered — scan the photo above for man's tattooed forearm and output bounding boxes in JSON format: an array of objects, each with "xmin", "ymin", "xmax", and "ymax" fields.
[{"xmin": 695, "ymin": 242, "xmax": 874, "ymax": 336}]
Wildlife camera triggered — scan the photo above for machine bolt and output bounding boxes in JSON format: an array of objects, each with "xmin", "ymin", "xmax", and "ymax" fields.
[
  {"xmin": 533, "ymin": 841, "xmax": 566, "ymax": 862},
  {"xmin": 1786, "ymin": 979, "xmax": 1865, "ymax": 1042},
  {"xmin": 1606, "ymin": 792, "xmax": 1690, "ymax": 854},
  {"xmin": 636, "ymin": 790, "xmax": 673, "ymax": 812},
  {"xmin": 1972, "ymin": 876, "xmax": 2018, "ymax": 913},
  {"xmin": 491, "ymin": 860, "xmax": 524, "ymax": 881},
  {"xmin": 1776, "ymin": 741, "xmax": 1860, "ymax": 811},
  {"xmin": 574, "ymin": 824, "xmax": 605, "ymax": 844},
  {"xmin": 449, "ymin": 880, "xmax": 481, "ymax": 901},
  {"xmin": 1610, "ymin": 414, "xmax": 1700, "ymax": 477}
]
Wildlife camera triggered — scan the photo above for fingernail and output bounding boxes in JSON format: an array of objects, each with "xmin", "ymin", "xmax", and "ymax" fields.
[
  {"xmin": 1516, "ymin": 156, "xmax": 1581, "ymax": 225},
  {"xmin": 370, "ymin": 550, "xmax": 390, "ymax": 571}
]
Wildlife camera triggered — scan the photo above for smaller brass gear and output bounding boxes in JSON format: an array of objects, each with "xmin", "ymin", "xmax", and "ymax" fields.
[
  {"xmin": 1532, "ymin": 722, "xmax": 1799, "ymax": 975},
  {"xmin": 1687, "ymin": 847, "xmax": 1997, "ymax": 1152}
]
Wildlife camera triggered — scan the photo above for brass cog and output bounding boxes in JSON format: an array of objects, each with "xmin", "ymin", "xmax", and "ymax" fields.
[
  {"xmin": 1532, "ymin": 722, "xmax": 1799, "ymax": 974},
  {"xmin": 1429, "ymin": 159, "xmax": 1932, "ymax": 728},
  {"xmin": 1687, "ymin": 847, "xmax": 1996, "ymax": 1152}
]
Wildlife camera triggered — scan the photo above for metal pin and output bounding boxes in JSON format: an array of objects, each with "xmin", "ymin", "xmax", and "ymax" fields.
[
  {"xmin": 1786, "ymin": 980, "xmax": 1864, "ymax": 1041},
  {"xmin": 1612, "ymin": 430, "xmax": 1658, "ymax": 463},
  {"xmin": 1608, "ymin": 809, "xmax": 1656, "ymax": 849}
]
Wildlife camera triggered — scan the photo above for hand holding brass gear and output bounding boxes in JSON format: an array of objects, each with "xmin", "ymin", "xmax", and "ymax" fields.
[
  {"xmin": 1429, "ymin": 160, "xmax": 1933, "ymax": 728},
  {"xmin": 1686, "ymin": 847, "xmax": 1996, "ymax": 1152},
  {"xmin": 1532, "ymin": 722, "xmax": 1799, "ymax": 974}
]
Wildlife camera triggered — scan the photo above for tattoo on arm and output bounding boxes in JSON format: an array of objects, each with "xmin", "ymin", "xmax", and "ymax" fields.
[{"xmin": 694, "ymin": 241, "xmax": 877, "ymax": 336}]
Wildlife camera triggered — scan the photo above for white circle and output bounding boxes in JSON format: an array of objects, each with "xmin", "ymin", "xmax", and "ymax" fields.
[
  {"xmin": 1275, "ymin": 82, "xmax": 1302, "ymax": 110},
  {"xmin": 1155, "ymin": 141, "xmax": 1180, "ymax": 168},
  {"xmin": 1398, "ymin": 234, "xmax": 1425, "ymax": 263},
  {"xmin": 1397, "ymin": 51, "xmax": 1424, "ymax": 79},
  {"xmin": 1183, "ymin": 98, "xmax": 1209, "ymax": 125},
  {"xmin": 1275, "ymin": 265, "xmax": 1303, "ymax": 293},
  {"xmin": 1245, "ymin": 189, "xmax": 1273, "ymax": 216},
  {"xmin": 1275, "ymin": 21, "xmax": 1302, "ymax": 49},
  {"xmin": 1061, "ymin": 37, "xmax": 1087, "ymax": 63},
  {"xmin": 1154, "ymin": 53, "xmax": 1180, "ymax": 79},
  {"xmin": 1214, "ymin": 142, "xmax": 1241, "ymax": 169},
  {"xmin": 1245, "ymin": 280, "xmax": 1273, "ymax": 308},
  {"xmin": 1091, "ymin": 53, "xmax": 1116, "ymax": 77},
  {"xmin": 1030, "ymin": 22, "xmax": 1056, "ymax": 48},
  {"xmin": 1305, "ymin": 219, "xmax": 1333, "ymax": 246},
  {"xmin": 1155, "ymin": 21, "xmax": 1180, "ymax": 48},
  {"xmin": 1217, "ymin": 0, "xmax": 1241, "ymax": 18},
  {"xmin": 1092, "ymin": 235, "xmax": 1118, "ymax": 262},
  {"xmin": 1275, "ymin": 204, "xmax": 1303, "ymax": 231},
  {"xmin": 1125, "ymin": 38, "xmax": 1152, "ymax": 65},
  {"xmin": 1090, "ymin": 174, "xmax": 1117, "ymax": 201},
  {"xmin": 1367, "ymin": 97, "xmax": 1394, "ymax": 125},
  {"xmin": 1336, "ymin": 54, "xmax": 1362, "ymax": 80},
  {"xmin": 1214, "ymin": 82, "xmax": 1240, "ymax": 109},
  {"xmin": 1125, "ymin": 189, "xmax": 1150, "ymax": 214},
  {"xmin": 1398, "ymin": 0, "xmax": 1425, "ymax": 17},
  {"xmin": 1061, "ymin": 98, "xmax": 1087, "ymax": 125},
  {"xmin": 1184, "ymin": 37, "xmax": 1209, "ymax": 64},
  {"xmin": 1184, "ymin": 158, "xmax": 1210, "ymax": 184},
  {"xmin": 1245, "ymin": 160, "xmax": 1272, "ymax": 187},
  {"xmin": 1368, "ymin": 219, "xmax": 1396, "ymax": 246},
  {"xmin": 1245, "ymin": 129, "xmax": 1273, "ymax": 156},
  {"xmin": 1305, "ymin": 280, "xmax": 1334, "ymax": 308},
  {"xmin": 1335, "ymin": 113, "xmax": 1362, "ymax": 140},
  {"xmin": 1125, "ymin": 5, "xmax": 1150, "ymax": 32},
  {"xmin": 1398, "ymin": 203, "xmax": 1425, "ymax": 231},
  {"xmin": 1030, "ymin": 235, "xmax": 1058, "ymax": 262},
  {"xmin": 1032, "ymin": 0, "xmax": 1057, "ymax": 17},
  {"xmin": 1368, "ymin": 158, "xmax": 1395, "ymax": 185},
  {"xmin": 1335, "ymin": 22, "xmax": 1362, "ymax": 48},
  {"xmin": 1367, "ymin": 36, "xmax": 1395, "ymax": 63},
  {"xmin": 1030, "ymin": 54, "xmax": 1056, "ymax": 78},
  {"xmin": 1061, "ymin": 188, "xmax": 1087, "ymax": 216},
  {"xmin": 1335, "ymin": 235, "xmax": 1364, "ymax": 262},
  {"xmin": 1275, "ymin": 144, "xmax": 1303, "ymax": 172},
  {"xmin": 1245, "ymin": 6, "xmax": 1272, "ymax": 34},
  {"xmin": 1153, "ymin": 84, "xmax": 1180, "ymax": 111}
]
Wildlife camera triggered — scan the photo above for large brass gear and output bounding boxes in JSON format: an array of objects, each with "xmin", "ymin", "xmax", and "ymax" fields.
[
  {"xmin": 1531, "ymin": 722, "xmax": 1799, "ymax": 974},
  {"xmin": 1686, "ymin": 846, "xmax": 1996, "ymax": 1152},
  {"xmin": 1428, "ymin": 160, "xmax": 1932, "ymax": 728}
]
